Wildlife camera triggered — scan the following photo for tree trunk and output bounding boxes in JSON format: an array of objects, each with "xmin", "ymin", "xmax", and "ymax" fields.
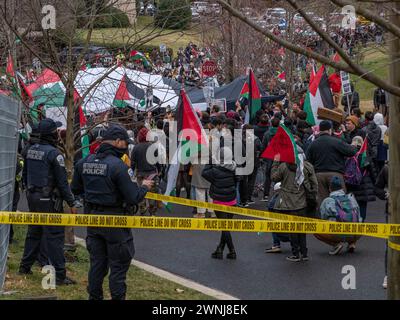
[
  {"xmin": 388, "ymin": 1, "xmax": 400, "ymax": 300},
  {"xmin": 65, "ymin": 83, "xmax": 76, "ymax": 181},
  {"xmin": 225, "ymin": 0, "xmax": 235, "ymax": 82}
]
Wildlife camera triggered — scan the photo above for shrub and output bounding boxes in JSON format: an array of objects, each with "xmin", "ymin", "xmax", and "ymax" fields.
[
  {"xmin": 154, "ymin": 0, "xmax": 192, "ymax": 30},
  {"xmin": 93, "ymin": 6, "xmax": 131, "ymax": 28}
]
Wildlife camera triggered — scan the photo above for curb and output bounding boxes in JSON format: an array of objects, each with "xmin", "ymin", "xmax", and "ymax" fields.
[{"xmin": 74, "ymin": 236, "xmax": 239, "ymax": 300}]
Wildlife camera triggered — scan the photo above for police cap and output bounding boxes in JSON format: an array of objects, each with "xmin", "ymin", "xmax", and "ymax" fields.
[
  {"xmin": 102, "ymin": 125, "xmax": 134, "ymax": 144},
  {"xmin": 38, "ymin": 118, "xmax": 62, "ymax": 135}
]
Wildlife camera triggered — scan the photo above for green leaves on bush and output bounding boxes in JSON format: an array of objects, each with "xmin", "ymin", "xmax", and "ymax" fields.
[
  {"xmin": 93, "ymin": 6, "xmax": 131, "ymax": 29},
  {"xmin": 154, "ymin": 0, "xmax": 192, "ymax": 30}
]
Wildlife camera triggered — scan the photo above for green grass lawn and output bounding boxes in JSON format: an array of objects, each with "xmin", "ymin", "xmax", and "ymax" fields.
[
  {"xmin": 352, "ymin": 49, "xmax": 389, "ymax": 101},
  {"xmin": 79, "ymin": 16, "xmax": 201, "ymax": 56},
  {"xmin": 1, "ymin": 226, "xmax": 212, "ymax": 300}
]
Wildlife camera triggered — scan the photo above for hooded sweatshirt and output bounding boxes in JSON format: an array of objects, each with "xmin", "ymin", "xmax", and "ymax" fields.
[{"xmin": 373, "ymin": 113, "xmax": 388, "ymax": 140}]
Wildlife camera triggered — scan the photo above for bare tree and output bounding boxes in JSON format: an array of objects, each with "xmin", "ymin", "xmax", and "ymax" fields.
[
  {"xmin": 0, "ymin": 0, "xmax": 191, "ymax": 176},
  {"xmin": 213, "ymin": 0, "xmax": 400, "ymax": 299}
]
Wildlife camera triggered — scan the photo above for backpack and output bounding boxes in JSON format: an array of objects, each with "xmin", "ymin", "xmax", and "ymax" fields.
[
  {"xmin": 344, "ymin": 156, "xmax": 363, "ymax": 185},
  {"xmin": 333, "ymin": 193, "xmax": 360, "ymax": 223}
]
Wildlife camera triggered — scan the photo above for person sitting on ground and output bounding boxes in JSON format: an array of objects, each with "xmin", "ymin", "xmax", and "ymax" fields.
[{"xmin": 319, "ymin": 176, "xmax": 361, "ymax": 256}]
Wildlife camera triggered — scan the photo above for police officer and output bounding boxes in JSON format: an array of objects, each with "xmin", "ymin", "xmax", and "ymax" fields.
[
  {"xmin": 19, "ymin": 118, "xmax": 78, "ymax": 285},
  {"xmin": 71, "ymin": 125, "xmax": 153, "ymax": 300}
]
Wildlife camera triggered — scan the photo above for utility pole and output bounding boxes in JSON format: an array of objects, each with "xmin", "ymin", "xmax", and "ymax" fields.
[{"xmin": 388, "ymin": 1, "xmax": 400, "ymax": 300}]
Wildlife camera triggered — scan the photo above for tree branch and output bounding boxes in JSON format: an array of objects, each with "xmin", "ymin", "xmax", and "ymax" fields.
[
  {"xmin": 214, "ymin": 0, "xmax": 400, "ymax": 96},
  {"xmin": 330, "ymin": 0, "xmax": 400, "ymax": 39}
]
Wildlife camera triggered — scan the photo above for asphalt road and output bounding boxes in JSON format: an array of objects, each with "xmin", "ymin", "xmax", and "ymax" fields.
[{"xmin": 19, "ymin": 193, "xmax": 388, "ymax": 299}]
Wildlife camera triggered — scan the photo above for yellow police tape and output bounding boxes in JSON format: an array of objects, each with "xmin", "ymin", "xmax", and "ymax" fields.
[
  {"xmin": 146, "ymin": 193, "xmax": 320, "ymax": 223},
  {"xmin": 0, "ymin": 211, "xmax": 399, "ymax": 239},
  {"xmin": 147, "ymin": 193, "xmax": 391, "ymax": 239},
  {"xmin": 389, "ymin": 241, "xmax": 400, "ymax": 251}
]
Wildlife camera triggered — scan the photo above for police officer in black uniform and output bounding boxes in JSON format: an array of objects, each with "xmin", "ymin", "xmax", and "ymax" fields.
[
  {"xmin": 19, "ymin": 118, "xmax": 78, "ymax": 285},
  {"xmin": 71, "ymin": 125, "xmax": 153, "ymax": 300}
]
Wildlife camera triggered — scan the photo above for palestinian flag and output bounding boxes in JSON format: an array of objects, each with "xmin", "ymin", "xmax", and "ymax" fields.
[
  {"xmin": 27, "ymin": 69, "xmax": 60, "ymax": 93},
  {"xmin": 358, "ymin": 138, "xmax": 368, "ymax": 168},
  {"xmin": 332, "ymin": 52, "xmax": 341, "ymax": 63},
  {"xmin": 6, "ymin": 54, "xmax": 16, "ymax": 78},
  {"xmin": 113, "ymin": 74, "xmax": 146, "ymax": 110},
  {"xmin": 6, "ymin": 54, "xmax": 21, "ymax": 98},
  {"xmin": 164, "ymin": 89, "xmax": 208, "ymax": 210},
  {"xmin": 129, "ymin": 50, "xmax": 150, "ymax": 68},
  {"xmin": 244, "ymin": 68, "xmax": 262, "ymax": 124},
  {"xmin": 239, "ymin": 81, "xmax": 249, "ymax": 100},
  {"xmin": 303, "ymin": 65, "xmax": 335, "ymax": 126},
  {"xmin": 17, "ymin": 74, "xmax": 34, "ymax": 106},
  {"xmin": 277, "ymin": 71, "xmax": 286, "ymax": 81},
  {"xmin": 27, "ymin": 69, "xmax": 64, "ymax": 115},
  {"xmin": 261, "ymin": 124, "xmax": 299, "ymax": 164},
  {"xmin": 76, "ymin": 90, "xmax": 89, "ymax": 159}
]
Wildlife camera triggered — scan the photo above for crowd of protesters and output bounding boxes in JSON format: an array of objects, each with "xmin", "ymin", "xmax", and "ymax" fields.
[
  {"xmin": 8, "ymin": 55, "xmax": 390, "ymax": 293},
  {"xmin": 82, "ymin": 84, "xmax": 388, "ymax": 267}
]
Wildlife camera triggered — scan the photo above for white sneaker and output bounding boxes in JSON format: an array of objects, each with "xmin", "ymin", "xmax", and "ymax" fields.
[
  {"xmin": 383, "ymin": 276, "xmax": 387, "ymax": 289},
  {"xmin": 329, "ymin": 242, "xmax": 345, "ymax": 255}
]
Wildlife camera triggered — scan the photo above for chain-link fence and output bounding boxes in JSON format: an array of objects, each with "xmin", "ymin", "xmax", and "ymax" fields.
[{"xmin": 0, "ymin": 95, "xmax": 21, "ymax": 294}]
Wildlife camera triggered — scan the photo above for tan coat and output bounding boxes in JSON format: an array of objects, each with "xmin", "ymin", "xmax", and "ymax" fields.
[{"xmin": 271, "ymin": 161, "xmax": 315, "ymax": 211}]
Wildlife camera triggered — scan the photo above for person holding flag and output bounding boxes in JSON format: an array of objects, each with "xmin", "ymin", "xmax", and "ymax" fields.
[{"xmin": 263, "ymin": 124, "xmax": 318, "ymax": 262}]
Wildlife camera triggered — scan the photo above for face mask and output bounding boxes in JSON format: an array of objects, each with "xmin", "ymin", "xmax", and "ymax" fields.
[
  {"xmin": 113, "ymin": 146, "xmax": 128, "ymax": 158},
  {"xmin": 41, "ymin": 132, "xmax": 59, "ymax": 145}
]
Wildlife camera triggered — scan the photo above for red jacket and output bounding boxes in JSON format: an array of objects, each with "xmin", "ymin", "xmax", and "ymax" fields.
[{"xmin": 329, "ymin": 73, "xmax": 342, "ymax": 94}]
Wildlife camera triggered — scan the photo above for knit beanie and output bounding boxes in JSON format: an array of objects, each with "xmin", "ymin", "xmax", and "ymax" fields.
[{"xmin": 330, "ymin": 176, "xmax": 343, "ymax": 192}]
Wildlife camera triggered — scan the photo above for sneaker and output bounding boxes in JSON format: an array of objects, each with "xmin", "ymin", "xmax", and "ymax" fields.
[
  {"xmin": 56, "ymin": 276, "xmax": 77, "ymax": 286},
  {"xmin": 226, "ymin": 251, "xmax": 237, "ymax": 260},
  {"xmin": 211, "ymin": 247, "xmax": 223, "ymax": 260},
  {"xmin": 247, "ymin": 199, "xmax": 256, "ymax": 205},
  {"xmin": 286, "ymin": 255, "xmax": 301, "ymax": 262},
  {"xmin": 301, "ymin": 255, "xmax": 310, "ymax": 261},
  {"xmin": 260, "ymin": 196, "xmax": 269, "ymax": 202},
  {"xmin": 347, "ymin": 243, "xmax": 356, "ymax": 253},
  {"xmin": 383, "ymin": 276, "xmax": 387, "ymax": 289},
  {"xmin": 329, "ymin": 242, "xmax": 345, "ymax": 255},
  {"xmin": 265, "ymin": 246, "xmax": 282, "ymax": 253},
  {"xmin": 243, "ymin": 202, "xmax": 249, "ymax": 207}
]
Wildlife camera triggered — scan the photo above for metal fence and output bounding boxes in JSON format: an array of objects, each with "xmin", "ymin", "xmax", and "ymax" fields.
[{"xmin": 0, "ymin": 95, "xmax": 21, "ymax": 294}]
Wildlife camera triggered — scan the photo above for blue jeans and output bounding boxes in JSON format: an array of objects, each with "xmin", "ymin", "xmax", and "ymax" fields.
[
  {"xmin": 272, "ymin": 233, "xmax": 291, "ymax": 247},
  {"xmin": 236, "ymin": 182, "xmax": 241, "ymax": 204},
  {"xmin": 359, "ymin": 201, "xmax": 367, "ymax": 222}
]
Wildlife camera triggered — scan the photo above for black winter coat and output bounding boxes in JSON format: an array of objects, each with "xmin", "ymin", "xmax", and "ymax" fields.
[
  {"xmin": 375, "ymin": 164, "xmax": 388, "ymax": 214},
  {"xmin": 306, "ymin": 133, "xmax": 358, "ymax": 174},
  {"xmin": 202, "ymin": 164, "xmax": 236, "ymax": 203},
  {"xmin": 254, "ymin": 123, "xmax": 269, "ymax": 141},
  {"xmin": 362, "ymin": 121, "xmax": 381, "ymax": 160}
]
